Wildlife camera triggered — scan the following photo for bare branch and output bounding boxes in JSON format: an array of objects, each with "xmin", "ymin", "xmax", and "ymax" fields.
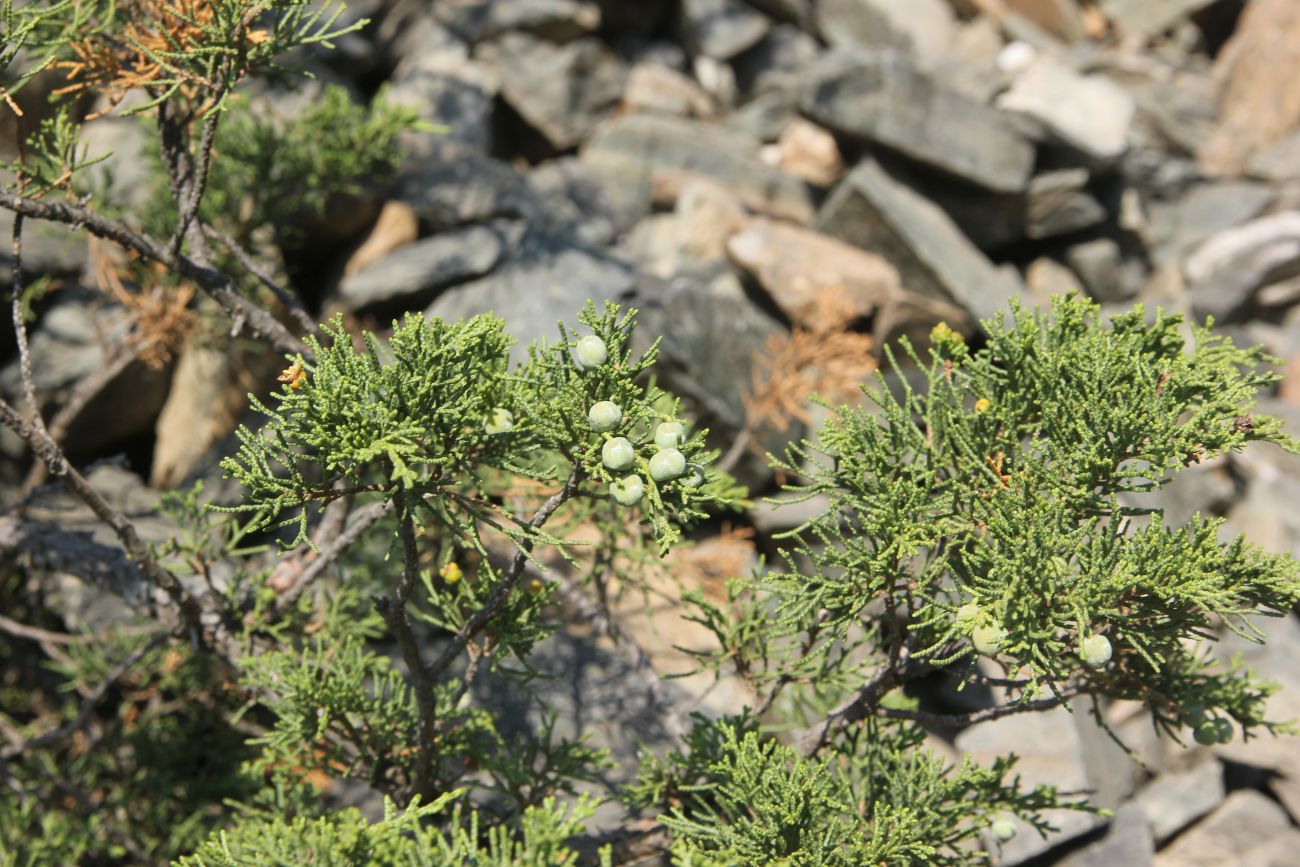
[
  {"xmin": 877, "ymin": 689, "xmax": 1079, "ymax": 729},
  {"xmin": 272, "ymin": 499, "xmax": 390, "ymax": 615},
  {"xmin": 204, "ymin": 223, "xmax": 319, "ymax": 338}
]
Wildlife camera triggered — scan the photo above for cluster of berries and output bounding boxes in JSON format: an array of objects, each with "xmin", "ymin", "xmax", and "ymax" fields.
[{"xmin": 955, "ymin": 602, "xmax": 1113, "ymax": 669}]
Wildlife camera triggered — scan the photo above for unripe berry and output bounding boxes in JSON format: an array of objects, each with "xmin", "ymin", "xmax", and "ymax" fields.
[
  {"xmin": 1193, "ymin": 719, "xmax": 1221, "ymax": 746},
  {"xmin": 588, "ymin": 401, "xmax": 622, "ymax": 432},
  {"xmin": 648, "ymin": 448, "xmax": 686, "ymax": 482},
  {"xmin": 574, "ymin": 335, "xmax": 608, "ymax": 369},
  {"xmin": 682, "ymin": 464, "xmax": 706, "ymax": 488},
  {"xmin": 654, "ymin": 421, "xmax": 686, "ymax": 449},
  {"xmin": 1081, "ymin": 634, "xmax": 1113, "ymax": 669},
  {"xmin": 955, "ymin": 602, "xmax": 981, "ymax": 631},
  {"xmin": 602, "ymin": 437, "xmax": 635, "ymax": 471},
  {"xmin": 610, "ymin": 474, "xmax": 644, "ymax": 506},
  {"xmin": 485, "ymin": 407, "xmax": 514, "ymax": 434},
  {"xmin": 990, "ymin": 817, "xmax": 1017, "ymax": 842},
  {"xmin": 972, "ymin": 623, "xmax": 1007, "ymax": 656},
  {"xmin": 1213, "ymin": 718, "xmax": 1234, "ymax": 744}
]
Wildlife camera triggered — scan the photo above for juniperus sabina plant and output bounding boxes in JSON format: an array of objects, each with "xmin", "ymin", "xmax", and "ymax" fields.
[{"xmin": 2, "ymin": 2, "xmax": 1300, "ymax": 865}]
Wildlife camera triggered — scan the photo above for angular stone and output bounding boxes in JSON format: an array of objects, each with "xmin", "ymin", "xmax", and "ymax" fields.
[
  {"xmin": 580, "ymin": 114, "xmax": 815, "ymax": 223},
  {"xmin": 433, "ymin": 0, "xmax": 601, "ymax": 43},
  {"xmin": 482, "ymin": 33, "xmax": 626, "ymax": 150},
  {"xmin": 1067, "ymin": 238, "xmax": 1129, "ymax": 303},
  {"xmin": 1153, "ymin": 790, "xmax": 1293, "ymax": 867},
  {"xmin": 344, "ymin": 201, "xmax": 421, "ymax": 278},
  {"xmin": 1183, "ymin": 212, "xmax": 1300, "ymax": 322},
  {"xmin": 384, "ymin": 22, "xmax": 497, "ymax": 151},
  {"xmin": 998, "ymin": 56, "xmax": 1135, "ymax": 164},
  {"xmin": 733, "ymin": 24, "xmax": 822, "ymax": 97},
  {"xmin": 726, "ymin": 217, "xmax": 899, "ymax": 327},
  {"xmin": 803, "ymin": 53, "xmax": 1035, "ymax": 193},
  {"xmin": 1099, "ymin": 0, "xmax": 1219, "ymax": 39},
  {"xmin": 1026, "ymin": 257, "xmax": 1080, "ymax": 309},
  {"xmin": 1055, "ymin": 804, "xmax": 1154, "ymax": 867},
  {"xmin": 622, "ymin": 62, "xmax": 716, "ymax": 119},
  {"xmin": 815, "ymin": 159, "xmax": 1023, "ymax": 324},
  {"xmin": 1133, "ymin": 754, "xmax": 1226, "ymax": 844},
  {"xmin": 1200, "ymin": 0, "xmax": 1300, "ymax": 177},
  {"xmin": 338, "ymin": 222, "xmax": 519, "ymax": 312},
  {"xmin": 681, "ymin": 0, "xmax": 770, "ymax": 60},
  {"xmin": 394, "ymin": 140, "xmax": 539, "ymax": 230},
  {"xmin": 1026, "ymin": 168, "xmax": 1106, "ymax": 240},
  {"xmin": 815, "ymin": 0, "xmax": 956, "ymax": 71},
  {"xmin": 765, "ymin": 118, "xmax": 846, "ymax": 188},
  {"xmin": 1248, "ymin": 131, "xmax": 1300, "ymax": 181},
  {"xmin": 1149, "ymin": 182, "xmax": 1276, "ymax": 265}
]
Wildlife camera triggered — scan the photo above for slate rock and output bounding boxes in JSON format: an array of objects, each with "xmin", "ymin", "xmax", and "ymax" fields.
[
  {"xmin": 621, "ymin": 62, "xmax": 717, "ymax": 119},
  {"xmin": 802, "ymin": 52, "xmax": 1035, "ymax": 194},
  {"xmin": 815, "ymin": 0, "xmax": 956, "ymax": 71},
  {"xmin": 1183, "ymin": 212, "xmax": 1300, "ymax": 322},
  {"xmin": 425, "ymin": 233, "xmax": 638, "ymax": 361},
  {"xmin": 1026, "ymin": 168, "xmax": 1107, "ymax": 240},
  {"xmin": 815, "ymin": 158, "xmax": 1023, "ymax": 324},
  {"xmin": 1149, "ymin": 181, "xmax": 1276, "ymax": 266},
  {"xmin": 1002, "ymin": 0, "xmax": 1086, "ymax": 43},
  {"xmin": 1067, "ymin": 238, "xmax": 1130, "ymax": 303},
  {"xmin": 1133, "ymin": 754, "xmax": 1226, "ymax": 844},
  {"xmin": 733, "ymin": 23, "xmax": 822, "ymax": 97},
  {"xmin": 1248, "ymin": 131, "xmax": 1300, "ymax": 181},
  {"xmin": 1153, "ymin": 790, "xmax": 1295, "ymax": 867},
  {"xmin": 1054, "ymin": 803, "xmax": 1154, "ymax": 867},
  {"xmin": 681, "ymin": 0, "xmax": 771, "ymax": 60},
  {"xmin": 580, "ymin": 114, "xmax": 815, "ymax": 223},
  {"xmin": 1099, "ymin": 0, "xmax": 1220, "ymax": 40},
  {"xmin": 433, "ymin": 0, "xmax": 601, "ymax": 43},
  {"xmin": 526, "ymin": 157, "xmax": 624, "ymax": 245},
  {"xmin": 385, "ymin": 26, "xmax": 499, "ymax": 152},
  {"xmin": 482, "ymin": 32, "xmax": 626, "ymax": 151},
  {"xmin": 338, "ymin": 221, "xmax": 521, "ymax": 312},
  {"xmin": 0, "ymin": 207, "xmax": 87, "ymax": 284},
  {"xmin": 1026, "ymin": 257, "xmax": 1080, "ymax": 309},
  {"xmin": 394, "ymin": 140, "xmax": 540, "ymax": 229},
  {"xmin": 998, "ymin": 56, "xmax": 1135, "ymax": 165}
]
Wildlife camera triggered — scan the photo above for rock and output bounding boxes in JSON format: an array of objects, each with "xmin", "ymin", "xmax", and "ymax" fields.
[
  {"xmin": 338, "ymin": 222, "xmax": 520, "ymax": 312},
  {"xmin": 77, "ymin": 114, "xmax": 156, "ymax": 212},
  {"xmin": 744, "ymin": 0, "xmax": 813, "ymax": 29},
  {"xmin": 589, "ymin": 0, "xmax": 666, "ymax": 34},
  {"xmin": 751, "ymin": 491, "xmax": 833, "ymax": 533},
  {"xmin": 1055, "ymin": 804, "xmax": 1154, "ymax": 867},
  {"xmin": 762, "ymin": 118, "xmax": 846, "ymax": 188},
  {"xmin": 151, "ymin": 339, "xmax": 273, "ymax": 489},
  {"xmin": 726, "ymin": 217, "xmax": 900, "ymax": 327},
  {"xmin": 815, "ymin": 0, "xmax": 956, "ymax": 71},
  {"xmin": 680, "ymin": 0, "xmax": 770, "ymax": 60},
  {"xmin": 1002, "ymin": 0, "xmax": 1086, "ymax": 43},
  {"xmin": 733, "ymin": 24, "xmax": 822, "ymax": 97},
  {"xmin": 526, "ymin": 157, "xmax": 624, "ymax": 246},
  {"xmin": 621, "ymin": 62, "xmax": 717, "ymax": 119},
  {"xmin": 1026, "ymin": 257, "xmax": 1080, "ymax": 309},
  {"xmin": 1133, "ymin": 754, "xmax": 1226, "ymax": 844},
  {"xmin": 1149, "ymin": 182, "xmax": 1276, "ymax": 265},
  {"xmin": 580, "ymin": 114, "xmax": 815, "ymax": 223},
  {"xmin": 1248, "ymin": 131, "xmax": 1300, "ymax": 181},
  {"xmin": 674, "ymin": 180, "xmax": 748, "ymax": 263},
  {"xmin": 1099, "ymin": 0, "xmax": 1220, "ymax": 40},
  {"xmin": 425, "ymin": 232, "xmax": 638, "ymax": 360},
  {"xmin": 1183, "ymin": 212, "xmax": 1300, "ymax": 322},
  {"xmin": 998, "ymin": 56, "xmax": 1135, "ymax": 164},
  {"xmin": 0, "ymin": 208, "xmax": 88, "ymax": 284},
  {"xmin": 955, "ymin": 705, "xmax": 1105, "ymax": 863},
  {"xmin": 1200, "ymin": 0, "xmax": 1300, "ymax": 177},
  {"xmin": 343, "ymin": 201, "xmax": 421, "ymax": 278},
  {"xmin": 871, "ymin": 290, "xmax": 973, "ymax": 356},
  {"xmin": 1153, "ymin": 790, "xmax": 1295, "ymax": 867},
  {"xmin": 692, "ymin": 54, "xmax": 740, "ymax": 107},
  {"xmin": 803, "ymin": 52, "xmax": 1035, "ymax": 194},
  {"xmin": 815, "ymin": 158, "xmax": 1023, "ymax": 324},
  {"xmin": 433, "ymin": 0, "xmax": 601, "ymax": 43},
  {"xmin": 1067, "ymin": 238, "xmax": 1130, "ymax": 303},
  {"xmin": 482, "ymin": 33, "xmax": 626, "ymax": 151},
  {"xmin": 1026, "ymin": 168, "xmax": 1107, "ymax": 240},
  {"xmin": 385, "ymin": 25, "xmax": 498, "ymax": 152},
  {"xmin": 394, "ymin": 140, "xmax": 539, "ymax": 230}
]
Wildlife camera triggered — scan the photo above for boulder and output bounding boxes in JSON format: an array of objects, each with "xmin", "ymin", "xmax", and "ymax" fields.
[
  {"xmin": 815, "ymin": 0, "xmax": 956, "ymax": 71},
  {"xmin": 681, "ymin": 0, "xmax": 770, "ymax": 60},
  {"xmin": 998, "ymin": 56, "xmax": 1135, "ymax": 165}
]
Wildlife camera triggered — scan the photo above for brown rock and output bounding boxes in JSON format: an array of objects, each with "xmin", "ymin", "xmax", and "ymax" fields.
[
  {"xmin": 726, "ymin": 217, "xmax": 900, "ymax": 326},
  {"xmin": 1200, "ymin": 0, "xmax": 1300, "ymax": 177},
  {"xmin": 621, "ymin": 62, "xmax": 716, "ymax": 119},
  {"xmin": 1280, "ymin": 354, "xmax": 1300, "ymax": 410},
  {"xmin": 343, "ymin": 201, "xmax": 420, "ymax": 277},
  {"xmin": 764, "ymin": 119, "xmax": 846, "ymax": 188}
]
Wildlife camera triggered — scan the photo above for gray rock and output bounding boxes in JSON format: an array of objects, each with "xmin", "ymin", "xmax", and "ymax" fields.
[
  {"xmin": 815, "ymin": 0, "xmax": 956, "ymax": 71},
  {"xmin": 802, "ymin": 52, "xmax": 1035, "ymax": 194},
  {"xmin": 998, "ymin": 57, "xmax": 1135, "ymax": 165},
  {"xmin": 1152, "ymin": 790, "xmax": 1294, "ymax": 867},
  {"xmin": 1055, "ymin": 804, "xmax": 1154, "ymax": 867},
  {"xmin": 1133, "ymin": 754, "xmax": 1225, "ymax": 844},
  {"xmin": 1248, "ymin": 131, "xmax": 1300, "ymax": 181},
  {"xmin": 527, "ymin": 157, "xmax": 623, "ymax": 245},
  {"xmin": 1026, "ymin": 257, "xmax": 1080, "ymax": 309},
  {"xmin": 1149, "ymin": 182, "xmax": 1276, "ymax": 266},
  {"xmin": 1026, "ymin": 169, "xmax": 1107, "ymax": 240},
  {"xmin": 580, "ymin": 114, "xmax": 815, "ymax": 223},
  {"xmin": 77, "ymin": 115, "xmax": 156, "ymax": 212},
  {"xmin": 0, "ymin": 207, "xmax": 88, "ymax": 283},
  {"xmin": 955, "ymin": 705, "xmax": 1105, "ymax": 863},
  {"xmin": 338, "ymin": 222, "xmax": 520, "ymax": 312},
  {"xmin": 385, "ymin": 25, "xmax": 499, "ymax": 152},
  {"xmin": 434, "ymin": 0, "xmax": 601, "ymax": 43},
  {"xmin": 621, "ymin": 62, "xmax": 717, "ymax": 119},
  {"xmin": 682, "ymin": 0, "xmax": 771, "ymax": 60},
  {"xmin": 1100, "ymin": 0, "xmax": 1220, "ymax": 40},
  {"xmin": 733, "ymin": 24, "xmax": 822, "ymax": 96},
  {"xmin": 744, "ymin": 0, "xmax": 813, "ymax": 30},
  {"xmin": 425, "ymin": 233, "xmax": 638, "ymax": 361},
  {"xmin": 815, "ymin": 158, "xmax": 1023, "ymax": 324},
  {"xmin": 482, "ymin": 33, "xmax": 626, "ymax": 150},
  {"xmin": 1067, "ymin": 238, "xmax": 1130, "ymax": 303},
  {"xmin": 394, "ymin": 140, "xmax": 540, "ymax": 229},
  {"xmin": 1184, "ymin": 212, "xmax": 1300, "ymax": 322}
]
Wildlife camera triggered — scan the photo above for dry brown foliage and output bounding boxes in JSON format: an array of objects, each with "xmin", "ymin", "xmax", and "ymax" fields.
[{"xmin": 89, "ymin": 236, "xmax": 196, "ymax": 367}]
